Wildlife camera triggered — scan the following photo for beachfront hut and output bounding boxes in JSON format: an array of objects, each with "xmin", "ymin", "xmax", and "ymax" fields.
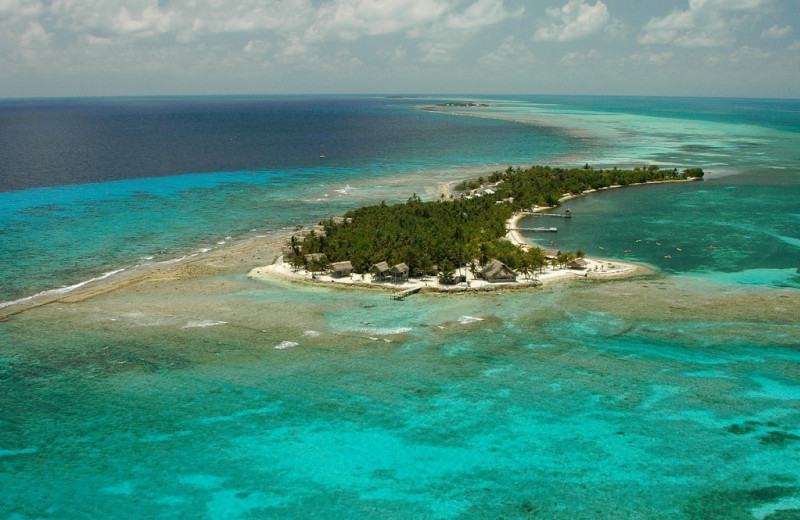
[
  {"xmin": 391, "ymin": 263, "xmax": 409, "ymax": 283},
  {"xmin": 544, "ymin": 248, "xmax": 561, "ymax": 260},
  {"xmin": 331, "ymin": 261, "xmax": 353, "ymax": 278},
  {"xmin": 370, "ymin": 261, "xmax": 391, "ymax": 282},
  {"xmin": 481, "ymin": 259, "xmax": 517, "ymax": 283},
  {"xmin": 304, "ymin": 253, "xmax": 327, "ymax": 271},
  {"xmin": 331, "ymin": 216, "xmax": 345, "ymax": 225},
  {"xmin": 307, "ymin": 225, "xmax": 326, "ymax": 238},
  {"xmin": 568, "ymin": 258, "xmax": 589, "ymax": 270}
]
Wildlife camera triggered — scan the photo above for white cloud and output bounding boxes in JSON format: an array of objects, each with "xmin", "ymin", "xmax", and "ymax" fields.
[
  {"xmin": 561, "ymin": 48, "xmax": 599, "ymax": 66},
  {"xmin": 639, "ymin": 10, "xmax": 730, "ymax": 47},
  {"xmin": 762, "ymin": 24, "xmax": 791, "ymax": 38},
  {"xmin": 730, "ymin": 44, "xmax": 771, "ymax": 62},
  {"xmin": 405, "ymin": 0, "xmax": 516, "ymax": 63},
  {"xmin": 625, "ymin": 50, "xmax": 674, "ymax": 65},
  {"xmin": 0, "ymin": 0, "xmax": 44, "ymax": 18},
  {"xmin": 648, "ymin": 50, "xmax": 674, "ymax": 64},
  {"xmin": 444, "ymin": 0, "xmax": 517, "ymax": 31},
  {"xmin": 689, "ymin": 0, "xmax": 771, "ymax": 9},
  {"xmin": 243, "ymin": 39, "xmax": 271, "ymax": 55},
  {"xmin": 418, "ymin": 38, "xmax": 462, "ymax": 63},
  {"xmin": 534, "ymin": 0, "xmax": 620, "ymax": 42},
  {"xmin": 639, "ymin": 0, "xmax": 775, "ymax": 48},
  {"xmin": 2, "ymin": 0, "xmax": 517, "ymax": 71},
  {"xmin": 111, "ymin": 5, "xmax": 175, "ymax": 37},
  {"xmin": 19, "ymin": 19, "xmax": 49, "ymax": 47},
  {"xmin": 306, "ymin": 0, "xmax": 449, "ymax": 42},
  {"xmin": 378, "ymin": 46, "xmax": 407, "ymax": 62},
  {"xmin": 46, "ymin": 0, "xmax": 315, "ymax": 41},
  {"xmin": 479, "ymin": 36, "xmax": 535, "ymax": 65}
]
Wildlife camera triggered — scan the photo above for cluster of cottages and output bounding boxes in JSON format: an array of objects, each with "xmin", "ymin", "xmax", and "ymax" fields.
[
  {"xmin": 463, "ymin": 181, "xmax": 503, "ymax": 200},
  {"xmin": 283, "ymin": 247, "xmax": 588, "ymax": 285},
  {"xmin": 282, "ymin": 218, "xmax": 590, "ymax": 287},
  {"xmin": 284, "ymin": 251, "xmax": 521, "ymax": 284}
]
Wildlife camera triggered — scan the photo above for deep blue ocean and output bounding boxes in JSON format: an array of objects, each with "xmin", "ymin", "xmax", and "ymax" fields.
[{"xmin": 1, "ymin": 96, "xmax": 799, "ymax": 519}]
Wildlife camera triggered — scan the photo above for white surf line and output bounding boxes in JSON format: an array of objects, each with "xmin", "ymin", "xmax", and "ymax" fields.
[{"xmin": 0, "ymin": 268, "xmax": 126, "ymax": 310}]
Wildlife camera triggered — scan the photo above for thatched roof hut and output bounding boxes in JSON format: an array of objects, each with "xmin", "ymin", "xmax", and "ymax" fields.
[
  {"xmin": 481, "ymin": 259, "xmax": 516, "ymax": 283},
  {"xmin": 370, "ymin": 261, "xmax": 391, "ymax": 281},
  {"xmin": 331, "ymin": 261, "xmax": 353, "ymax": 278},
  {"xmin": 391, "ymin": 263, "xmax": 409, "ymax": 283},
  {"xmin": 304, "ymin": 253, "xmax": 327, "ymax": 270},
  {"xmin": 331, "ymin": 216, "xmax": 352, "ymax": 225},
  {"xmin": 306, "ymin": 225, "xmax": 326, "ymax": 238},
  {"xmin": 568, "ymin": 258, "xmax": 589, "ymax": 270},
  {"xmin": 544, "ymin": 248, "xmax": 561, "ymax": 260}
]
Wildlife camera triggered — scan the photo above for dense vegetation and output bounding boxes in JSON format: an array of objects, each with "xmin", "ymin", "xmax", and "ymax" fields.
[
  {"xmin": 459, "ymin": 164, "xmax": 703, "ymax": 209},
  {"xmin": 291, "ymin": 165, "xmax": 702, "ymax": 278},
  {"xmin": 299, "ymin": 194, "xmax": 519, "ymax": 276}
]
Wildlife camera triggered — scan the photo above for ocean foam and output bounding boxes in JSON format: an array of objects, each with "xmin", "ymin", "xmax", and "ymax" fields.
[
  {"xmin": 274, "ymin": 341, "xmax": 299, "ymax": 350},
  {"xmin": 181, "ymin": 320, "xmax": 228, "ymax": 329},
  {"xmin": 302, "ymin": 330, "xmax": 322, "ymax": 337},
  {"xmin": 349, "ymin": 326, "xmax": 412, "ymax": 335},
  {"xmin": 0, "ymin": 268, "xmax": 126, "ymax": 310},
  {"xmin": 458, "ymin": 316, "xmax": 484, "ymax": 324},
  {"xmin": 751, "ymin": 497, "xmax": 800, "ymax": 520},
  {"xmin": 775, "ymin": 234, "xmax": 800, "ymax": 248},
  {"xmin": 0, "ymin": 447, "xmax": 38, "ymax": 458}
]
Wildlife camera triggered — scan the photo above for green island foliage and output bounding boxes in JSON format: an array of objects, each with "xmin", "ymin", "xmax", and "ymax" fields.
[{"xmin": 292, "ymin": 165, "xmax": 702, "ymax": 277}]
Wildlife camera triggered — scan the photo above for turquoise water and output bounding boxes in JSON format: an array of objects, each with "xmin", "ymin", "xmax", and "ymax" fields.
[
  {"xmin": 2, "ymin": 96, "xmax": 800, "ymax": 519},
  {"xmin": 2, "ymin": 281, "xmax": 799, "ymax": 519}
]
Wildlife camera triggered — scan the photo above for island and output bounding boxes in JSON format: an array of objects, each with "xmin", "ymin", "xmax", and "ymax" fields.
[
  {"xmin": 434, "ymin": 102, "xmax": 490, "ymax": 107},
  {"xmin": 250, "ymin": 165, "xmax": 703, "ymax": 292}
]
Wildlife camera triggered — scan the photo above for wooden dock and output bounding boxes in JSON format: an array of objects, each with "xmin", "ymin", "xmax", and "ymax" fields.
[
  {"xmin": 391, "ymin": 287, "xmax": 421, "ymax": 300},
  {"xmin": 512, "ymin": 227, "xmax": 558, "ymax": 232}
]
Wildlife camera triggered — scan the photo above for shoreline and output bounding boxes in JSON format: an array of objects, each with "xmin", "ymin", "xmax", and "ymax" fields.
[
  {"xmin": 504, "ymin": 176, "xmax": 702, "ymax": 250},
  {"xmin": 1, "ymin": 173, "xmax": 695, "ymax": 319},
  {"xmin": 248, "ymin": 252, "xmax": 651, "ymax": 294}
]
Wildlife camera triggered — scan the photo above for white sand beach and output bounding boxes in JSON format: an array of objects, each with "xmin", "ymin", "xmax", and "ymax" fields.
[{"xmin": 249, "ymin": 248, "xmax": 645, "ymax": 294}]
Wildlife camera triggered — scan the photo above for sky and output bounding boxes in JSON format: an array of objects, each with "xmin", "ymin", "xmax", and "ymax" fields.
[{"xmin": 1, "ymin": 0, "xmax": 799, "ymax": 98}]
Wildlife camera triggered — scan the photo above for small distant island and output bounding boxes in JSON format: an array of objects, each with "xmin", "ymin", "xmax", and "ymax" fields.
[
  {"xmin": 434, "ymin": 102, "xmax": 490, "ymax": 107},
  {"xmin": 251, "ymin": 165, "xmax": 703, "ymax": 291}
]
